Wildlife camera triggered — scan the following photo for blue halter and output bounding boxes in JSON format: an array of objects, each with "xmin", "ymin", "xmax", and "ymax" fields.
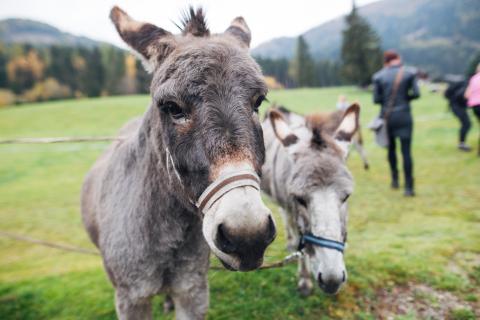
[{"xmin": 298, "ymin": 233, "xmax": 345, "ymax": 253}]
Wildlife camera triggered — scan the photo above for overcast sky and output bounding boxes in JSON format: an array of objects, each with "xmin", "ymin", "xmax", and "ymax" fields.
[{"xmin": 0, "ymin": 0, "xmax": 380, "ymax": 48}]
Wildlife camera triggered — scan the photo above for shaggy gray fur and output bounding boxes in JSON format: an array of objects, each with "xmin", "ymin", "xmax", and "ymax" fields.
[
  {"xmin": 261, "ymin": 108, "xmax": 353, "ymax": 296},
  {"xmin": 81, "ymin": 7, "xmax": 270, "ymax": 320}
]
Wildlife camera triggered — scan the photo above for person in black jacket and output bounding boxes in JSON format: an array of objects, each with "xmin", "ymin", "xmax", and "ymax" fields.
[
  {"xmin": 444, "ymin": 76, "xmax": 471, "ymax": 151},
  {"xmin": 373, "ymin": 50, "xmax": 420, "ymax": 197}
]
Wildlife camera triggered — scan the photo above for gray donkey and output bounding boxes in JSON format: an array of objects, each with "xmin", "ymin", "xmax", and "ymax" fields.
[
  {"xmin": 81, "ymin": 6, "xmax": 276, "ymax": 320},
  {"xmin": 261, "ymin": 104, "xmax": 360, "ymax": 296}
]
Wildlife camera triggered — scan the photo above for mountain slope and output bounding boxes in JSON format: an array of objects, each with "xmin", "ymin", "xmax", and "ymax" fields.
[
  {"xmin": 252, "ymin": 0, "xmax": 480, "ymax": 75},
  {"xmin": 0, "ymin": 18, "xmax": 104, "ymax": 48}
]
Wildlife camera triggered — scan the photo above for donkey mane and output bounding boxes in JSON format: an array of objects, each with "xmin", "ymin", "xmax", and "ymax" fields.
[{"xmin": 179, "ymin": 7, "xmax": 210, "ymax": 37}]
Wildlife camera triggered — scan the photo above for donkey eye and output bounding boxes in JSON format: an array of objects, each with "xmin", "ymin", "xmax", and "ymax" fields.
[
  {"xmin": 294, "ymin": 196, "xmax": 307, "ymax": 208},
  {"xmin": 341, "ymin": 194, "xmax": 351, "ymax": 203},
  {"xmin": 253, "ymin": 95, "xmax": 266, "ymax": 113},
  {"xmin": 160, "ymin": 101, "xmax": 188, "ymax": 124}
]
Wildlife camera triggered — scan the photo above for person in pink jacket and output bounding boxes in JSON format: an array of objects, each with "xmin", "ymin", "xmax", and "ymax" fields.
[{"xmin": 465, "ymin": 63, "xmax": 480, "ymax": 155}]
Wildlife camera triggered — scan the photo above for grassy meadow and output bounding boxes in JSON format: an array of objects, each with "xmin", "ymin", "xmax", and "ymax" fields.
[{"xmin": 0, "ymin": 87, "xmax": 479, "ymax": 319}]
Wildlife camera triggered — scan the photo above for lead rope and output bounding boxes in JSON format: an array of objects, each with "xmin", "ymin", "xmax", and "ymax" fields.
[{"xmin": 0, "ymin": 230, "xmax": 301, "ymax": 270}]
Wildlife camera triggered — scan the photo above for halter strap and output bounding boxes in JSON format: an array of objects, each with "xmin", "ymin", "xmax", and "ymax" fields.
[
  {"xmin": 196, "ymin": 170, "xmax": 260, "ymax": 213},
  {"xmin": 164, "ymin": 147, "xmax": 260, "ymax": 213},
  {"xmin": 298, "ymin": 233, "xmax": 345, "ymax": 253}
]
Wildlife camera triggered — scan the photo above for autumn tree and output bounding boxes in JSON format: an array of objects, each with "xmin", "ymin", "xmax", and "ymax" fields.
[{"xmin": 6, "ymin": 49, "xmax": 45, "ymax": 93}]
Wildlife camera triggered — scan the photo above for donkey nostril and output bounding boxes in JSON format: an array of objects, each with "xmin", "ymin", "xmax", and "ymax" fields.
[
  {"xmin": 266, "ymin": 215, "xmax": 276, "ymax": 243},
  {"xmin": 215, "ymin": 224, "xmax": 237, "ymax": 254},
  {"xmin": 317, "ymin": 273, "xmax": 324, "ymax": 286}
]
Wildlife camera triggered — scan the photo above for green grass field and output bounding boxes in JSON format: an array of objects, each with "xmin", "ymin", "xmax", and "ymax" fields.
[{"xmin": 0, "ymin": 87, "xmax": 479, "ymax": 319}]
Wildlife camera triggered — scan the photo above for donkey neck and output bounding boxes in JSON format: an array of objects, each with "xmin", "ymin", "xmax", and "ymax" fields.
[{"xmin": 261, "ymin": 121, "xmax": 293, "ymax": 207}]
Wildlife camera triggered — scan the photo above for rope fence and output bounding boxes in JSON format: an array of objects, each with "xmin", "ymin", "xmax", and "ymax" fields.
[
  {"xmin": 0, "ymin": 230, "xmax": 300, "ymax": 271},
  {"xmin": 0, "ymin": 135, "xmax": 302, "ymax": 270},
  {"xmin": 0, "ymin": 231, "xmax": 99, "ymax": 256}
]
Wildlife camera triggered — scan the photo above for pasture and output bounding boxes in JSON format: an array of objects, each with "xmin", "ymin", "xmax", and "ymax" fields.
[{"xmin": 0, "ymin": 87, "xmax": 479, "ymax": 319}]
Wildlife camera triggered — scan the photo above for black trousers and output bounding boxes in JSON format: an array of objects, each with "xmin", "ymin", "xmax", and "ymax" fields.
[
  {"xmin": 388, "ymin": 135, "xmax": 413, "ymax": 189},
  {"xmin": 451, "ymin": 104, "xmax": 471, "ymax": 143},
  {"xmin": 472, "ymin": 106, "xmax": 480, "ymax": 154},
  {"xmin": 472, "ymin": 105, "xmax": 480, "ymax": 121}
]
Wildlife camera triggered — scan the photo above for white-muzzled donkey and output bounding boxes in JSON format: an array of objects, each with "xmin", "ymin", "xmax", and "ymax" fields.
[
  {"xmin": 81, "ymin": 7, "xmax": 276, "ymax": 319},
  {"xmin": 261, "ymin": 104, "xmax": 360, "ymax": 296}
]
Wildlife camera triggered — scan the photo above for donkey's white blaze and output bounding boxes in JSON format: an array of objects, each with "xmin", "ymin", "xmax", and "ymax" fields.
[
  {"xmin": 308, "ymin": 188, "xmax": 346, "ymax": 288},
  {"xmin": 310, "ymin": 189, "xmax": 343, "ymax": 242},
  {"xmin": 202, "ymin": 162, "xmax": 273, "ymax": 270}
]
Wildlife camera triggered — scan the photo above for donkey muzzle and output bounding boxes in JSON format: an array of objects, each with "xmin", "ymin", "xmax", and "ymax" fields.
[{"xmin": 199, "ymin": 169, "xmax": 276, "ymax": 271}]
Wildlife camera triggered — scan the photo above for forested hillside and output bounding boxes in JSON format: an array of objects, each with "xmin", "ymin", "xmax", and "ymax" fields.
[
  {"xmin": 0, "ymin": 19, "xmax": 151, "ymax": 106},
  {"xmin": 252, "ymin": 0, "xmax": 480, "ymax": 76}
]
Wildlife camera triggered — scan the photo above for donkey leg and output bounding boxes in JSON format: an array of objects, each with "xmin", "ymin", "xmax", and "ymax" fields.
[
  {"xmin": 354, "ymin": 140, "xmax": 370, "ymax": 170},
  {"xmin": 163, "ymin": 294, "xmax": 175, "ymax": 314},
  {"xmin": 279, "ymin": 208, "xmax": 300, "ymax": 252},
  {"xmin": 170, "ymin": 273, "xmax": 209, "ymax": 320},
  {"xmin": 115, "ymin": 289, "xmax": 152, "ymax": 320},
  {"xmin": 477, "ymin": 130, "xmax": 480, "ymax": 156},
  {"xmin": 297, "ymin": 254, "xmax": 313, "ymax": 297}
]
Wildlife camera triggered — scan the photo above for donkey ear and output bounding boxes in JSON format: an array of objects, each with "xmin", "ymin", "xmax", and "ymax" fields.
[
  {"xmin": 225, "ymin": 17, "xmax": 251, "ymax": 48},
  {"xmin": 110, "ymin": 6, "xmax": 176, "ymax": 73},
  {"xmin": 334, "ymin": 103, "xmax": 360, "ymax": 154},
  {"xmin": 334, "ymin": 103, "xmax": 360, "ymax": 141},
  {"xmin": 269, "ymin": 109, "xmax": 299, "ymax": 147}
]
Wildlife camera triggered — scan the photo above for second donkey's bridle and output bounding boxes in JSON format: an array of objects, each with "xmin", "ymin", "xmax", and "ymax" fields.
[
  {"xmin": 298, "ymin": 233, "xmax": 345, "ymax": 253},
  {"xmin": 165, "ymin": 147, "xmax": 260, "ymax": 214}
]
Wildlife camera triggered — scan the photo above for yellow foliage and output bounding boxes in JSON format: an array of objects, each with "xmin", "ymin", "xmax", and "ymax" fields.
[
  {"xmin": 26, "ymin": 50, "xmax": 44, "ymax": 79},
  {"xmin": 0, "ymin": 89, "xmax": 16, "ymax": 107},
  {"xmin": 264, "ymin": 76, "xmax": 284, "ymax": 90},
  {"xmin": 6, "ymin": 50, "xmax": 45, "ymax": 82},
  {"xmin": 72, "ymin": 55, "xmax": 86, "ymax": 71},
  {"xmin": 21, "ymin": 77, "xmax": 71, "ymax": 102},
  {"xmin": 125, "ymin": 54, "xmax": 137, "ymax": 78}
]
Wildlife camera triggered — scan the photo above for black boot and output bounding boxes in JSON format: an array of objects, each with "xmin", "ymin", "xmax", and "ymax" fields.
[
  {"xmin": 404, "ymin": 178, "xmax": 415, "ymax": 197},
  {"xmin": 391, "ymin": 172, "xmax": 399, "ymax": 189}
]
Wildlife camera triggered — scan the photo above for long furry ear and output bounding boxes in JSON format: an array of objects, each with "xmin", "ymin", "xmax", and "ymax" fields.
[
  {"xmin": 334, "ymin": 103, "xmax": 360, "ymax": 142},
  {"xmin": 334, "ymin": 103, "xmax": 360, "ymax": 157},
  {"xmin": 268, "ymin": 109, "xmax": 298, "ymax": 147},
  {"xmin": 110, "ymin": 6, "xmax": 176, "ymax": 73},
  {"xmin": 225, "ymin": 17, "xmax": 251, "ymax": 48}
]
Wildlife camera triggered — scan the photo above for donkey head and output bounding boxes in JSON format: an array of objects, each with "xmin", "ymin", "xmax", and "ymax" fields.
[
  {"xmin": 268, "ymin": 104, "xmax": 360, "ymax": 294},
  {"xmin": 110, "ymin": 7, "xmax": 275, "ymax": 271}
]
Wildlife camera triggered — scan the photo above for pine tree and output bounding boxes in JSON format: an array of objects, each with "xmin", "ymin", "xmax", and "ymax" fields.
[
  {"xmin": 341, "ymin": 1, "xmax": 382, "ymax": 86},
  {"xmin": 289, "ymin": 36, "xmax": 315, "ymax": 87},
  {"xmin": 135, "ymin": 60, "xmax": 151, "ymax": 94},
  {"xmin": 0, "ymin": 45, "xmax": 8, "ymax": 88},
  {"xmin": 466, "ymin": 52, "xmax": 480, "ymax": 77},
  {"xmin": 81, "ymin": 48, "xmax": 104, "ymax": 97},
  {"xmin": 102, "ymin": 46, "xmax": 125, "ymax": 94}
]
